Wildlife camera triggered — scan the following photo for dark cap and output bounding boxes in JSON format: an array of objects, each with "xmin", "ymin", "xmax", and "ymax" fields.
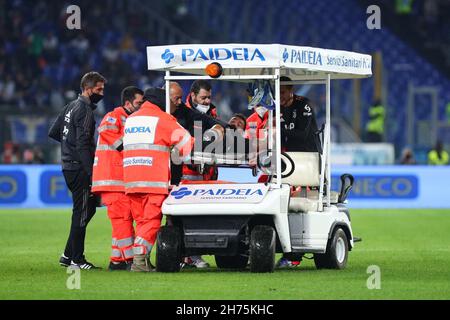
[{"xmin": 144, "ymin": 87, "xmax": 166, "ymax": 110}]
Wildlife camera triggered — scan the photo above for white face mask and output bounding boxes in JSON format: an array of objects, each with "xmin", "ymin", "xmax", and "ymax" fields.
[
  {"xmin": 195, "ymin": 104, "xmax": 210, "ymax": 114},
  {"xmin": 255, "ymin": 106, "xmax": 268, "ymax": 118}
]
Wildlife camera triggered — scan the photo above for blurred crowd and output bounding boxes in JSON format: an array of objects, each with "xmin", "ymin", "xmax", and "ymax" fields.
[
  {"xmin": 0, "ymin": 0, "xmax": 449, "ymax": 165},
  {"xmin": 390, "ymin": 0, "xmax": 450, "ymax": 71},
  {"xmin": 1, "ymin": 141, "xmax": 45, "ymax": 164},
  {"xmin": 0, "ymin": 0, "xmax": 166, "ymax": 114}
]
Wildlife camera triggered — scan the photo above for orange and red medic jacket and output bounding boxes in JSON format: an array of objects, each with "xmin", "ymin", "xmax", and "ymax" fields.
[
  {"xmin": 245, "ymin": 110, "xmax": 269, "ymax": 140},
  {"xmin": 123, "ymin": 101, "xmax": 194, "ymax": 194},
  {"xmin": 92, "ymin": 106, "xmax": 129, "ymax": 193}
]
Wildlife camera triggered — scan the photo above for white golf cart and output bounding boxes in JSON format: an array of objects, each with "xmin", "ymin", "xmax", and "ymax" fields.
[{"xmin": 146, "ymin": 44, "xmax": 372, "ymax": 272}]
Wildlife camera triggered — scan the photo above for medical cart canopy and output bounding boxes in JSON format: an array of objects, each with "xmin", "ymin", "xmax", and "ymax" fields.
[{"xmin": 147, "ymin": 44, "xmax": 372, "ymax": 80}]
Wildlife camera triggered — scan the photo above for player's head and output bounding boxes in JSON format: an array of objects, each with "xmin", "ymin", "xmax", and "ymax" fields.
[
  {"xmin": 228, "ymin": 113, "xmax": 247, "ymax": 131},
  {"xmin": 121, "ymin": 86, "xmax": 144, "ymax": 114},
  {"xmin": 80, "ymin": 71, "xmax": 107, "ymax": 104},
  {"xmin": 280, "ymin": 76, "xmax": 294, "ymax": 108}
]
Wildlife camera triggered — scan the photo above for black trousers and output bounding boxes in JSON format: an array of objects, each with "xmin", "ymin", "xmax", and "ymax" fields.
[{"xmin": 62, "ymin": 169, "xmax": 96, "ymax": 263}]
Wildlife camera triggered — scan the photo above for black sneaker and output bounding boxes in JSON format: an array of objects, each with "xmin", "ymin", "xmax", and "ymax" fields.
[
  {"xmin": 108, "ymin": 261, "xmax": 132, "ymax": 271},
  {"xmin": 59, "ymin": 255, "xmax": 71, "ymax": 267},
  {"xmin": 70, "ymin": 260, "xmax": 101, "ymax": 270}
]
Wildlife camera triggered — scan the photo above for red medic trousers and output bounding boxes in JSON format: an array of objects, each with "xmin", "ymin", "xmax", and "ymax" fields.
[{"xmin": 101, "ymin": 192, "xmax": 135, "ymax": 262}]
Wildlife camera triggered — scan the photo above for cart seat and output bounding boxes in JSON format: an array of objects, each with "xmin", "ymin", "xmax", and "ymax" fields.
[
  {"xmin": 276, "ymin": 152, "xmax": 337, "ymax": 212},
  {"xmin": 278, "ymin": 152, "xmax": 321, "ymax": 187},
  {"xmin": 289, "ymin": 190, "xmax": 340, "ymax": 212}
]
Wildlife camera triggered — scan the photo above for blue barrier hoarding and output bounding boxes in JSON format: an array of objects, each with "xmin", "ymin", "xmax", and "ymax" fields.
[
  {"xmin": 0, "ymin": 170, "xmax": 27, "ymax": 204},
  {"xmin": 222, "ymin": 166, "xmax": 447, "ymax": 209},
  {"xmin": 0, "ymin": 165, "xmax": 449, "ymax": 208},
  {"xmin": 330, "ymin": 174, "xmax": 419, "ymax": 199},
  {"xmin": 330, "ymin": 166, "xmax": 428, "ymax": 208},
  {"xmin": 39, "ymin": 170, "xmax": 72, "ymax": 204},
  {"xmin": 0, "ymin": 165, "xmax": 72, "ymax": 208}
]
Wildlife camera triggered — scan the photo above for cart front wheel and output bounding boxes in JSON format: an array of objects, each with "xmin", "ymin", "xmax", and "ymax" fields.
[
  {"xmin": 250, "ymin": 225, "xmax": 276, "ymax": 273},
  {"xmin": 156, "ymin": 226, "xmax": 182, "ymax": 272}
]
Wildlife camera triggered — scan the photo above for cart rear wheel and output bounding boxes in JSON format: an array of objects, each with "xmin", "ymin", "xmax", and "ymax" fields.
[{"xmin": 314, "ymin": 227, "xmax": 348, "ymax": 269}]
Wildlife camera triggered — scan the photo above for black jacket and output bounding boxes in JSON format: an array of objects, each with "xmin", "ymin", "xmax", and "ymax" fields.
[
  {"xmin": 173, "ymin": 103, "xmax": 226, "ymax": 136},
  {"xmin": 171, "ymin": 103, "xmax": 226, "ymax": 184},
  {"xmin": 48, "ymin": 95, "xmax": 97, "ymax": 176},
  {"xmin": 280, "ymin": 95, "xmax": 321, "ymax": 153}
]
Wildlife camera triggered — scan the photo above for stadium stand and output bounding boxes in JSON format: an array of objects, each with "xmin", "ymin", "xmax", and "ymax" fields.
[
  {"xmin": 184, "ymin": 0, "xmax": 450, "ymax": 160},
  {"xmin": 0, "ymin": 0, "xmax": 449, "ymax": 163}
]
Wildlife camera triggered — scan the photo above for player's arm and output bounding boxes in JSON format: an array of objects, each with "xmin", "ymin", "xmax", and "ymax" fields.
[
  {"xmin": 48, "ymin": 110, "xmax": 64, "ymax": 142},
  {"xmin": 75, "ymin": 106, "xmax": 95, "ymax": 176}
]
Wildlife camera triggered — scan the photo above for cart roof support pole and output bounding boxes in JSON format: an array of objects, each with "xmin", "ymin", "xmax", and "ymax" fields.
[
  {"xmin": 275, "ymin": 68, "xmax": 281, "ymax": 189},
  {"xmin": 318, "ymin": 75, "xmax": 332, "ymax": 211},
  {"xmin": 268, "ymin": 110, "xmax": 273, "ymax": 161},
  {"xmin": 165, "ymin": 70, "xmax": 171, "ymax": 114},
  {"xmin": 326, "ymin": 73, "xmax": 331, "ymax": 207}
]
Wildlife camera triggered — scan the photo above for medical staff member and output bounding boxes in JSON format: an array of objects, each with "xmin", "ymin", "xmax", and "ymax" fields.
[
  {"xmin": 123, "ymin": 88, "xmax": 194, "ymax": 272},
  {"xmin": 92, "ymin": 86, "xmax": 144, "ymax": 270},
  {"xmin": 177, "ymin": 80, "xmax": 225, "ymax": 268},
  {"xmin": 169, "ymin": 82, "xmax": 224, "ymax": 185},
  {"xmin": 246, "ymin": 104, "xmax": 269, "ymax": 141},
  {"xmin": 183, "ymin": 80, "xmax": 225, "ymax": 183}
]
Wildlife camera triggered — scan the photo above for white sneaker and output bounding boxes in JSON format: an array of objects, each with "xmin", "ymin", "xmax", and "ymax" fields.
[{"xmin": 183, "ymin": 256, "xmax": 210, "ymax": 268}]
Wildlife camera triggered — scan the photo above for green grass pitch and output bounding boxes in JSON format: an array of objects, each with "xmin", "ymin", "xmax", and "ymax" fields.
[{"xmin": 0, "ymin": 208, "xmax": 449, "ymax": 299}]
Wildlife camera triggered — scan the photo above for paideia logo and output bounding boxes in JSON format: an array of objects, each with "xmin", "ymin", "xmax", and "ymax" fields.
[
  {"xmin": 170, "ymin": 187, "xmax": 265, "ymax": 200},
  {"xmin": 170, "ymin": 187, "xmax": 192, "ymax": 199},
  {"xmin": 161, "ymin": 47, "xmax": 266, "ymax": 63},
  {"xmin": 125, "ymin": 126, "xmax": 151, "ymax": 134},
  {"xmin": 161, "ymin": 49, "xmax": 174, "ymax": 64},
  {"xmin": 282, "ymin": 48, "xmax": 289, "ymax": 63}
]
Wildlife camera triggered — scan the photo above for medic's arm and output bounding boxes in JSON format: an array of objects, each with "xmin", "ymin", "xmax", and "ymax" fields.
[
  {"xmin": 167, "ymin": 115, "xmax": 194, "ymax": 163},
  {"xmin": 96, "ymin": 115, "xmax": 123, "ymax": 151}
]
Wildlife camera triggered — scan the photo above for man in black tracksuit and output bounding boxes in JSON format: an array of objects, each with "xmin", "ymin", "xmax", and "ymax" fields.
[
  {"xmin": 48, "ymin": 71, "xmax": 106, "ymax": 269},
  {"xmin": 280, "ymin": 77, "xmax": 321, "ymax": 153},
  {"xmin": 277, "ymin": 76, "xmax": 322, "ymax": 268}
]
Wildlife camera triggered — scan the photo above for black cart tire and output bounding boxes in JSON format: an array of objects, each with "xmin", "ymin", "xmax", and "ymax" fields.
[
  {"xmin": 156, "ymin": 226, "xmax": 182, "ymax": 272},
  {"xmin": 215, "ymin": 255, "xmax": 249, "ymax": 269},
  {"xmin": 314, "ymin": 227, "xmax": 348, "ymax": 269},
  {"xmin": 249, "ymin": 225, "xmax": 276, "ymax": 273}
]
